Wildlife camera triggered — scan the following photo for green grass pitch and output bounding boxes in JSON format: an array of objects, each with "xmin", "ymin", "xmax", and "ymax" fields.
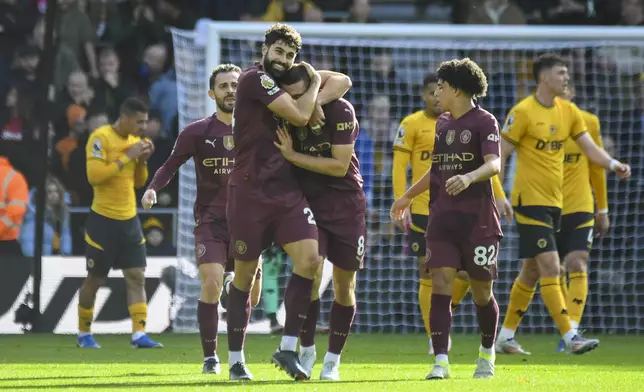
[{"xmin": 1, "ymin": 334, "xmax": 643, "ymax": 391}]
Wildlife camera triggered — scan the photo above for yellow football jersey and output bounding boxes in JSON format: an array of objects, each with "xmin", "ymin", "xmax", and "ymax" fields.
[
  {"xmin": 562, "ymin": 109, "xmax": 608, "ymax": 215},
  {"xmin": 502, "ymin": 95, "xmax": 587, "ymax": 208},
  {"xmin": 86, "ymin": 125, "xmax": 148, "ymax": 220},
  {"xmin": 392, "ymin": 110, "xmax": 437, "ymax": 217}
]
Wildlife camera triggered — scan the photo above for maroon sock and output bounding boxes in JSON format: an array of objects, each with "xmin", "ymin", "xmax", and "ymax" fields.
[
  {"xmin": 476, "ymin": 296, "xmax": 499, "ymax": 349},
  {"xmin": 328, "ymin": 301, "xmax": 356, "ymax": 355},
  {"xmin": 283, "ymin": 274, "xmax": 313, "ymax": 337},
  {"xmin": 299, "ymin": 299, "xmax": 321, "ymax": 347},
  {"xmin": 198, "ymin": 300, "xmax": 219, "ymax": 358},
  {"xmin": 226, "ymin": 285, "xmax": 251, "ymax": 351},
  {"xmin": 430, "ymin": 294, "xmax": 452, "ymax": 355}
]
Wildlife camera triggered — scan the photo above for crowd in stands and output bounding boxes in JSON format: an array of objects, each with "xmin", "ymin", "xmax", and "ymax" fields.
[{"xmin": 1, "ymin": 0, "xmax": 643, "ymax": 258}]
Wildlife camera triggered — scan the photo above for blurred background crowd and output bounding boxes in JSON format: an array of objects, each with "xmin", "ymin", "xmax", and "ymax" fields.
[{"xmin": 1, "ymin": 0, "xmax": 643, "ymax": 261}]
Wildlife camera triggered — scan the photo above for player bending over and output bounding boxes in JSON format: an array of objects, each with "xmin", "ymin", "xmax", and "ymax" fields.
[
  {"xmin": 274, "ymin": 65, "xmax": 365, "ymax": 381},
  {"xmin": 78, "ymin": 97, "xmax": 162, "ymax": 349},
  {"xmin": 495, "ymin": 54, "xmax": 630, "ymax": 355},
  {"xmin": 391, "ymin": 58, "xmax": 502, "ymax": 380},
  {"xmin": 141, "ymin": 64, "xmax": 262, "ymax": 375},
  {"xmin": 224, "ymin": 23, "xmax": 351, "ymax": 381}
]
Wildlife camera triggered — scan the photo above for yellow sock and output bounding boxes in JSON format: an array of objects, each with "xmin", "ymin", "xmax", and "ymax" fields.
[
  {"xmin": 78, "ymin": 306, "xmax": 94, "ymax": 333},
  {"xmin": 567, "ymin": 272, "xmax": 588, "ymax": 325},
  {"xmin": 418, "ymin": 278, "xmax": 432, "ymax": 337},
  {"xmin": 540, "ymin": 277, "xmax": 573, "ymax": 335},
  {"xmin": 451, "ymin": 276, "xmax": 470, "ymax": 307},
  {"xmin": 128, "ymin": 302, "xmax": 148, "ymax": 333},
  {"xmin": 559, "ymin": 274, "xmax": 569, "ymax": 303},
  {"xmin": 502, "ymin": 280, "xmax": 535, "ymax": 330}
]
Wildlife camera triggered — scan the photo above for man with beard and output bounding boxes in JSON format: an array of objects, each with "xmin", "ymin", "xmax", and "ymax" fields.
[
  {"xmin": 142, "ymin": 64, "xmax": 262, "ymax": 375},
  {"xmin": 225, "ymin": 23, "xmax": 351, "ymax": 381}
]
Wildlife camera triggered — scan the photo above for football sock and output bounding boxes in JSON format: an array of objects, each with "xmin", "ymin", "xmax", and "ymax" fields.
[
  {"xmin": 324, "ymin": 351, "xmax": 340, "ymax": 365},
  {"xmin": 540, "ymin": 276, "xmax": 573, "ymax": 336},
  {"xmin": 227, "ymin": 284, "xmax": 251, "ymax": 353},
  {"xmin": 128, "ymin": 302, "xmax": 147, "ymax": 335},
  {"xmin": 328, "ymin": 301, "xmax": 356, "ymax": 355},
  {"xmin": 501, "ymin": 279, "xmax": 535, "ymax": 335},
  {"xmin": 451, "ymin": 276, "xmax": 470, "ymax": 307},
  {"xmin": 418, "ymin": 278, "xmax": 432, "ymax": 337},
  {"xmin": 228, "ymin": 350, "xmax": 245, "ymax": 367},
  {"xmin": 476, "ymin": 296, "xmax": 499, "ymax": 350},
  {"xmin": 567, "ymin": 271, "xmax": 587, "ymax": 326},
  {"xmin": 430, "ymin": 294, "xmax": 452, "ymax": 356},
  {"xmin": 559, "ymin": 274, "xmax": 569, "ymax": 303},
  {"xmin": 300, "ymin": 298, "xmax": 320, "ymax": 347},
  {"xmin": 198, "ymin": 300, "xmax": 219, "ymax": 358},
  {"xmin": 281, "ymin": 274, "xmax": 313, "ymax": 351},
  {"xmin": 78, "ymin": 306, "xmax": 94, "ymax": 334}
]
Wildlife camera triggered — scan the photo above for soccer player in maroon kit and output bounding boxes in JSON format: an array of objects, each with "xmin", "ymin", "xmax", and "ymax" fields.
[
  {"xmin": 274, "ymin": 65, "xmax": 365, "ymax": 381},
  {"xmin": 225, "ymin": 23, "xmax": 351, "ymax": 381},
  {"xmin": 141, "ymin": 64, "xmax": 262, "ymax": 376},
  {"xmin": 391, "ymin": 58, "xmax": 502, "ymax": 380}
]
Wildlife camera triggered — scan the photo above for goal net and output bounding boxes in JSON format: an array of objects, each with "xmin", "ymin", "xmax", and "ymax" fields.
[{"xmin": 171, "ymin": 22, "xmax": 644, "ymax": 334}]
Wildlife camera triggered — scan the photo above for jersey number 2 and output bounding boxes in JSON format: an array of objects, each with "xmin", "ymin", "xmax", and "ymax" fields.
[
  {"xmin": 303, "ymin": 208, "xmax": 316, "ymax": 225},
  {"xmin": 473, "ymin": 245, "xmax": 496, "ymax": 266}
]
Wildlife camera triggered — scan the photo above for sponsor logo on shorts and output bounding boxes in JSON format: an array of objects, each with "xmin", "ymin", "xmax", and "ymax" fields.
[
  {"xmin": 412, "ymin": 242, "xmax": 420, "ymax": 252},
  {"xmin": 223, "ymin": 135, "xmax": 235, "ymax": 151},
  {"xmin": 235, "ymin": 240, "xmax": 248, "ymax": 255},
  {"xmin": 460, "ymin": 130, "xmax": 471, "ymax": 144},
  {"xmin": 537, "ymin": 238, "xmax": 548, "ymax": 248},
  {"xmin": 446, "ymin": 130, "xmax": 455, "ymax": 145},
  {"xmin": 196, "ymin": 244, "xmax": 206, "ymax": 258},
  {"xmin": 87, "ymin": 258, "xmax": 95, "ymax": 268}
]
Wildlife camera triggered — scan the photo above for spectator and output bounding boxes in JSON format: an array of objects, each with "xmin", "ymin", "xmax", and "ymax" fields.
[
  {"xmin": 465, "ymin": 0, "xmax": 526, "ymax": 25},
  {"xmin": 94, "ymin": 47, "xmax": 134, "ymax": 121},
  {"xmin": 144, "ymin": 44, "xmax": 177, "ymax": 138},
  {"xmin": 56, "ymin": 0, "xmax": 99, "ymax": 79},
  {"xmin": 200, "ymin": 0, "xmax": 267, "ymax": 20},
  {"xmin": 54, "ymin": 70, "xmax": 106, "ymax": 139},
  {"xmin": 31, "ymin": 18, "xmax": 79, "ymax": 95},
  {"xmin": 11, "ymin": 45, "xmax": 41, "ymax": 97},
  {"xmin": 347, "ymin": 0, "xmax": 376, "ymax": 23},
  {"xmin": 19, "ymin": 175, "xmax": 72, "ymax": 256},
  {"xmin": 620, "ymin": 0, "xmax": 644, "ymax": 26},
  {"xmin": 0, "ymin": 141, "xmax": 29, "ymax": 256},
  {"xmin": 143, "ymin": 217, "xmax": 176, "ymax": 256},
  {"xmin": 263, "ymin": 0, "xmax": 324, "ymax": 22},
  {"xmin": 545, "ymin": 0, "xmax": 593, "ymax": 25},
  {"xmin": 0, "ymin": 0, "xmax": 38, "ymax": 99}
]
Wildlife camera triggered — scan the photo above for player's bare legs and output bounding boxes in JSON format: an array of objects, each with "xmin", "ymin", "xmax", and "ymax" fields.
[
  {"xmin": 122, "ymin": 267, "xmax": 161, "ymax": 348},
  {"xmin": 299, "ymin": 259, "xmax": 324, "ymax": 377},
  {"xmin": 77, "ymin": 272, "xmax": 106, "ymax": 348},
  {"xmin": 226, "ymin": 259, "xmax": 260, "ymax": 380},
  {"xmin": 470, "ymin": 278, "xmax": 498, "ymax": 379},
  {"xmin": 198, "ymin": 263, "xmax": 224, "ymax": 374},
  {"xmin": 272, "ymin": 239, "xmax": 320, "ymax": 380},
  {"xmin": 426, "ymin": 267, "xmax": 455, "ymax": 379}
]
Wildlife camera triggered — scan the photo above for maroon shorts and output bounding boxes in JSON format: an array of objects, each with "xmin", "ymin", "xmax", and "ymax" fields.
[
  {"xmin": 227, "ymin": 184, "xmax": 318, "ymax": 261},
  {"xmin": 310, "ymin": 189, "xmax": 367, "ymax": 271},
  {"xmin": 194, "ymin": 219, "xmax": 233, "ymax": 270},
  {"xmin": 425, "ymin": 236, "xmax": 500, "ymax": 281}
]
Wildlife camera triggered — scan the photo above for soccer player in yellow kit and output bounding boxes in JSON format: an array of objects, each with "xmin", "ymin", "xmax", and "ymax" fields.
[
  {"xmin": 494, "ymin": 54, "xmax": 630, "ymax": 355},
  {"xmin": 392, "ymin": 73, "xmax": 506, "ymax": 354},
  {"xmin": 77, "ymin": 97, "xmax": 162, "ymax": 349}
]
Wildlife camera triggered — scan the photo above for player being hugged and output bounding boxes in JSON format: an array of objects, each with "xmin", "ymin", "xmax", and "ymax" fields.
[
  {"xmin": 141, "ymin": 64, "xmax": 262, "ymax": 376},
  {"xmin": 274, "ymin": 65, "xmax": 364, "ymax": 381},
  {"xmin": 78, "ymin": 97, "xmax": 162, "ymax": 349},
  {"xmin": 391, "ymin": 58, "xmax": 502, "ymax": 380},
  {"xmin": 225, "ymin": 23, "xmax": 351, "ymax": 381}
]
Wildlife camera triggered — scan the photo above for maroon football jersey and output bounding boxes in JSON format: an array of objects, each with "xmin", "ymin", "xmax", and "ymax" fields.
[
  {"xmin": 147, "ymin": 114, "xmax": 235, "ymax": 224},
  {"xmin": 426, "ymin": 106, "xmax": 503, "ymax": 241},
  {"xmin": 231, "ymin": 63, "xmax": 302, "ymax": 198},
  {"xmin": 291, "ymin": 98, "xmax": 363, "ymax": 198}
]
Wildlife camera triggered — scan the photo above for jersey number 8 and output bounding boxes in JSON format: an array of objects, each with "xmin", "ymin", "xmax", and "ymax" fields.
[{"xmin": 473, "ymin": 245, "xmax": 496, "ymax": 266}]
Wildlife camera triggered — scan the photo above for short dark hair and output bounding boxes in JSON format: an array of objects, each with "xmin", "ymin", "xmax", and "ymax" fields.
[
  {"xmin": 209, "ymin": 63, "xmax": 241, "ymax": 90},
  {"xmin": 264, "ymin": 23, "xmax": 302, "ymax": 53},
  {"xmin": 120, "ymin": 97, "xmax": 148, "ymax": 116},
  {"xmin": 436, "ymin": 58, "xmax": 488, "ymax": 98},
  {"xmin": 533, "ymin": 53, "xmax": 567, "ymax": 82},
  {"xmin": 423, "ymin": 73, "xmax": 438, "ymax": 89},
  {"xmin": 279, "ymin": 65, "xmax": 310, "ymax": 87}
]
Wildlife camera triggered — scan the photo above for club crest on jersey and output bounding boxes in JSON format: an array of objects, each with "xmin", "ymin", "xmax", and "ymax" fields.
[
  {"xmin": 446, "ymin": 130, "xmax": 455, "ymax": 145},
  {"xmin": 297, "ymin": 127, "xmax": 308, "ymax": 141},
  {"xmin": 460, "ymin": 130, "xmax": 471, "ymax": 144},
  {"xmin": 223, "ymin": 135, "xmax": 235, "ymax": 150},
  {"xmin": 549, "ymin": 125, "xmax": 557, "ymax": 135}
]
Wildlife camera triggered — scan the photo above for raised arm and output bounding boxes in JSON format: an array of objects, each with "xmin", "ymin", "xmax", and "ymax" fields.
[
  {"xmin": 575, "ymin": 133, "xmax": 630, "ymax": 178},
  {"xmin": 265, "ymin": 63, "xmax": 322, "ymax": 126},
  {"xmin": 86, "ymin": 133, "xmax": 135, "ymax": 186},
  {"xmin": 317, "ymin": 70, "xmax": 352, "ymax": 106}
]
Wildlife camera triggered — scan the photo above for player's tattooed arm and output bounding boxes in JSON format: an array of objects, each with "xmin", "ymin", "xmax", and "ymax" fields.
[{"xmin": 274, "ymin": 127, "xmax": 353, "ymax": 177}]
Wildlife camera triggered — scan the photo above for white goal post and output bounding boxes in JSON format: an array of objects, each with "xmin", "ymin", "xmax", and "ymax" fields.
[{"xmin": 171, "ymin": 21, "xmax": 644, "ymax": 334}]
